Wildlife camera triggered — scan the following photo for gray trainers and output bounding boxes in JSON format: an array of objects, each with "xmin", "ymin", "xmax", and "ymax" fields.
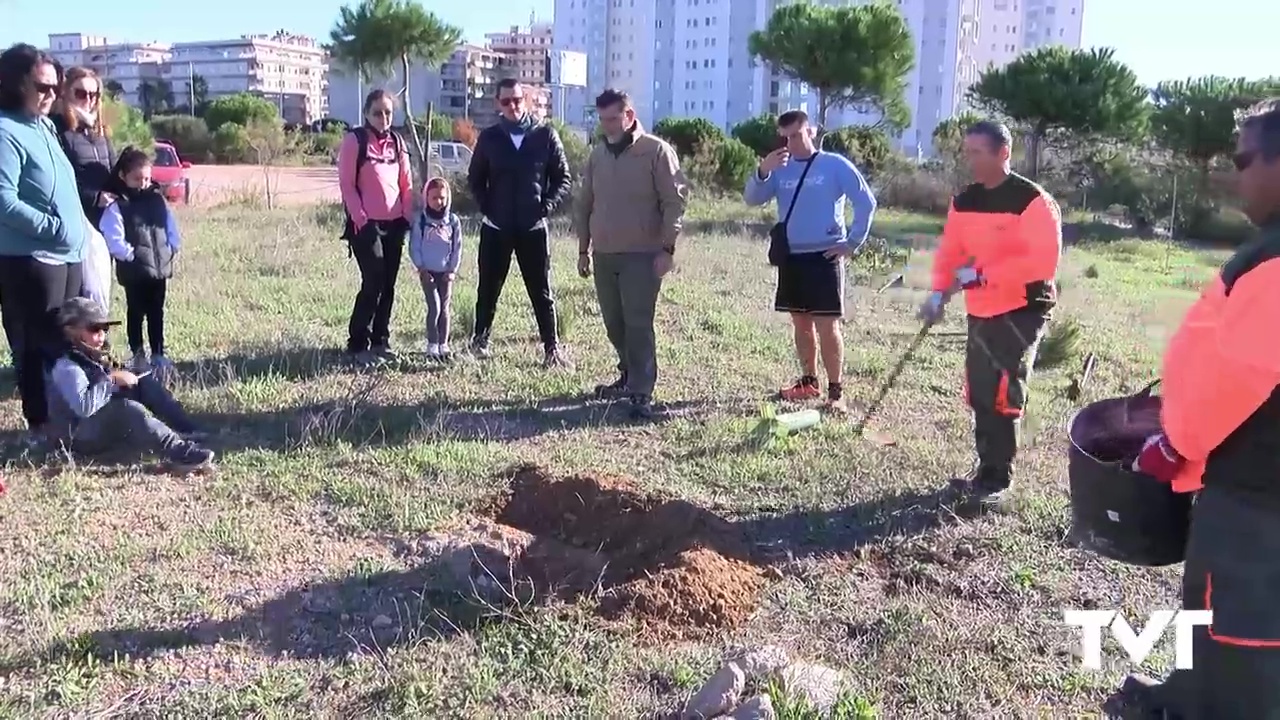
[{"xmin": 164, "ymin": 443, "xmax": 214, "ymax": 473}]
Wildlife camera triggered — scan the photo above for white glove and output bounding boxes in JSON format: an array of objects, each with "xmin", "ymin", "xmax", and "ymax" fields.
[{"xmin": 917, "ymin": 291, "xmax": 947, "ymax": 324}]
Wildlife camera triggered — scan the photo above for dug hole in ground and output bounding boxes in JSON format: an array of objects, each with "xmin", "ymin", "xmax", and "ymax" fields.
[{"xmin": 417, "ymin": 464, "xmax": 844, "ymax": 718}]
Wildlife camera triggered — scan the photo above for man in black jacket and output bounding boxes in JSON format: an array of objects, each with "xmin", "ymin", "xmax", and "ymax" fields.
[{"xmin": 466, "ymin": 79, "xmax": 573, "ymax": 367}]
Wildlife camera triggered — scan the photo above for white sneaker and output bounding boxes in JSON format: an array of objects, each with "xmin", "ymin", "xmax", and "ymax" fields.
[{"xmin": 426, "ymin": 343, "xmax": 440, "ymax": 358}]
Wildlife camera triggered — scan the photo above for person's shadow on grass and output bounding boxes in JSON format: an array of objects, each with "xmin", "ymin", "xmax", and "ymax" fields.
[
  {"xmin": 5, "ymin": 557, "xmax": 502, "ymax": 672},
  {"xmin": 733, "ymin": 486, "xmax": 992, "ymax": 563}
]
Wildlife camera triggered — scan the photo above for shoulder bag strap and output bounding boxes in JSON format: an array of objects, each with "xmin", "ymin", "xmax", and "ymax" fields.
[{"xmin": 781, "ymin": 151, "xmax": 819, "ymax": 226}]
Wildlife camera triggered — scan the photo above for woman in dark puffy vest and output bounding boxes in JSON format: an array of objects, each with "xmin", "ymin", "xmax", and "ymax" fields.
[
  {"xmin": 100, "ymin": 146, "xmax": 182, "ymax": 379},
  {"xmin": 51, "ymin": 66, "xmax": 114, "ymax": 229}
]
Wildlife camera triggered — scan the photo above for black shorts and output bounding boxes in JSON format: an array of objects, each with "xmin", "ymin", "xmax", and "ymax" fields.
[{"xmin": 774, "ymin": 251, "xmax": 845, "ymax": 317}]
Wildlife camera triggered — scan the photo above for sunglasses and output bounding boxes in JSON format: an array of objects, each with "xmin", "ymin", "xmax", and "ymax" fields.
[
  {"xmin": 33, "ymin": 82, "xmax": 58, "ymax": 97},
  {"xmin": 499, "ymin": 97, "xmax": 524, "ymax": 107},
  {"xmin": 73, "ymin": 88, "xmax": 101, "ymax": 102}
]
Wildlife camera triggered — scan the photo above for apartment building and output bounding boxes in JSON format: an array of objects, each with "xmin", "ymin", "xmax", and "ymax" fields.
[
  {"xmin": 553, "ymin": 0, "xmax": 661, "ymax": 128},
  {"xmin": 48, "ymin": 33, "xmax": 170, "ymax": 109},
  {"xmin": 46, "ymin": 31, "xmax": 329, "ymax": 123},
  {"xmin": 553, "ymin": 0, "xmax": 1084, "ymax": 154},
  {"xmin": 166, "ymin": 32, "xmax": 328, "ymax": 124},
  {"xmin": 484, "ymin": 23, "xmax": 557, "ymax": 121},
  {"xmin": 436, "ymin": 44, "xmax": 551, "ymax": 128}
]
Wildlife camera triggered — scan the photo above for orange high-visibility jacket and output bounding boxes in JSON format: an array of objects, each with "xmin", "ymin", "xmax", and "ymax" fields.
[
  {"xmin": 931, "ymin": 173, "xmax": 1062, "ymax": 317},
  {"xmin": 1162, "ymin": 223, "xmax": 1280, "ymax": 495}
]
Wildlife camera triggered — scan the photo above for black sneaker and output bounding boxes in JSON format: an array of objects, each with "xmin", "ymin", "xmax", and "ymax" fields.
[
  {"xmin": 627, "ymin": 394, "xmax": 655, "ymax": 421},
  {"xmin": 470, "ymin": 337, "xmax": 491, "ymax": 359},
  {"xmin": 371, "ymin": 345, "xmax": 398, "ymax": 361},
  {"xmin": 164, "ymin": 442, "xmax": 215, "ymax": 473},
  {"xmin": 825, "ymin": 382, "xmax": 848, "ymax": 413},
  {"xmin": 951, "ymin": 464, "xmax": 1012, "ymax": 505},
  {"xmin": 1102, "ymin": 674, "xmax": 1167, "ymax": 719},
  {"xmin": 595, "ymin": 372, "xmax": 629, "ymax": 399}
]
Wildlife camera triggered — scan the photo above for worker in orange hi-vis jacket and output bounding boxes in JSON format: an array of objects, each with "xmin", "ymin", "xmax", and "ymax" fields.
[
  {"xmin": 917, "ymin": 120, "xmax": 1062, "ymax": 506},
  {"xmin": 1103, "ymin": 100, "xmax": 1280, "ymax": 720}
]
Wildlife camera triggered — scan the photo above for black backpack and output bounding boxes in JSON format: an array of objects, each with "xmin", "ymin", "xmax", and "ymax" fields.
[{"xmin": 340, "ymin": 126, "xmax": 408, "ymax": 241}]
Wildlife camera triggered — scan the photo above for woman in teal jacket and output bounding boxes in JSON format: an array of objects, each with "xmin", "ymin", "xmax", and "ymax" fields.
[{"xmin": 0, "ymin": 43, "xmax": 88, "ymax": 440}]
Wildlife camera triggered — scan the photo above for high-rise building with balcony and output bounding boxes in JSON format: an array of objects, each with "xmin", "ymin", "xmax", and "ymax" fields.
[
  {"xmin": 437, "ymin": 44, "xmax": 549, "ymax": 128},
  {"xmin": 484, "ymin": 22, "xmax": 557, "ymax": 122},
  {"xmin": 166, "ymin": 32, "xmax": 328, "ymax": 124},
  {"xmin": 46, "ymin": 31, "xmax": 328, "ymax": 124},
  {"xmin": 48, "ymin": 33, "xmax": 170, "ymax": 110},
  {"xmin": 552, "ymin": 0, "xmax": 1085, "ymax": 154}
]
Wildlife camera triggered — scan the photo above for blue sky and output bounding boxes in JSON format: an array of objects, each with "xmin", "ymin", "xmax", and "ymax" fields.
[{"xmin": 2, "ymin": 0, "xmax": 1276, "ymax": 86}]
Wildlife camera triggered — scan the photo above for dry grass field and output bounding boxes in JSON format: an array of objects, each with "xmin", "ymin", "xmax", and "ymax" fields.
[{"xmin": 0, "ymin": 189, "xmax": 1224, "ymax": 718}]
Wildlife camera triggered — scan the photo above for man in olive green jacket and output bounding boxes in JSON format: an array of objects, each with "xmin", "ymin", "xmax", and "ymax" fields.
[{"xmin": 575, "ymin": 88, "xmax": 689, "ymax": 420}]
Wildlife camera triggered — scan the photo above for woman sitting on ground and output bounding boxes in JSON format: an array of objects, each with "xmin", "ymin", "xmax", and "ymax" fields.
[{"xmin": 44, "ymin": 297, "xmax": 214, "ymax": 473}]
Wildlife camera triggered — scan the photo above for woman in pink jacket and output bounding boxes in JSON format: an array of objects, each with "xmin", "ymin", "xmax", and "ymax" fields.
[{"xmin": 337, "ymin": 89, "xmax": 413, "ymax": 366}]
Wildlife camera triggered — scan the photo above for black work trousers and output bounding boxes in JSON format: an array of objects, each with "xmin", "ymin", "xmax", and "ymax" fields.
[
  {"xmin": 471, "ymin": 224, "xmax": 558, "ymax": 350},
  {"xmin": 346, "ymin": 219, "xmax": 407, "ymax": 353},
  {"xmin": 0, "ymin": 256, "xmax": 84, "ymax": 428},
  {"xmin": 123, "ymin": 278, "xmax": 167, "ymax": 355},
  {"xmin": 1152, "ymin": 485, "xmax": 1280, "ymax": 719}
]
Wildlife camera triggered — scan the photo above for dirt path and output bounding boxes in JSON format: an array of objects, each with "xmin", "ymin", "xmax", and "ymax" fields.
[{"xmin": 183, "ymin": 165, "xmax": 341, "ymax": 207}]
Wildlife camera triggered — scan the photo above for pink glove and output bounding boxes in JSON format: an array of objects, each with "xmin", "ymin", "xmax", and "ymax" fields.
[{"xmin": 1131, "ymin": 434, "xmax": 1183, "ymax": 483}]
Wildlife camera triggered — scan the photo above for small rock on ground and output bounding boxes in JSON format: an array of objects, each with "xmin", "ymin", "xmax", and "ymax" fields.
[
  {"xmin": 728, "ymin": 644, "xmax": 790, "ymax": 680},
  {"xmin": 684, "ymin": 662, "xmax": 746, "ymax": 719},
  {"xmin": 776, "ymin": 662, "xmax": 844, "ymax": 714},
  {"xmin": 726, "ymin": 694, "xmax": 775, "ymax": 719}
]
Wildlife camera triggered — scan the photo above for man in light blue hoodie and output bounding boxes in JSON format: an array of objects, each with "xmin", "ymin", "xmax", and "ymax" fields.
[
  {"xmin": 744, "ymin": 109, "xmax": 877, "ymax": 412},
  {"xmin": 0, "ymin": 43, "xmax": 89, "ymax": 438}
]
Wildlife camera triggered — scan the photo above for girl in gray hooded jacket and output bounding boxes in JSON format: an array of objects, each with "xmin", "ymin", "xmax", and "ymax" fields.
[{"xmin": 408, "ymin": 176, "xmax": 463, "ymax": 359}]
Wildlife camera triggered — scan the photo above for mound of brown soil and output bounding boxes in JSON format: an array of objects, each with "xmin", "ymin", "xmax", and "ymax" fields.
[{"xmin": 484, "ymin": 464, "xmax": 766, "ymax": 633}]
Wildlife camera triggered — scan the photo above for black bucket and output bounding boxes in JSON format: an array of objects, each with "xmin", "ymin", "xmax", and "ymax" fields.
[{"xmin": 1066, "ymin": 381, "xmax": 1193, "ymax": 567}]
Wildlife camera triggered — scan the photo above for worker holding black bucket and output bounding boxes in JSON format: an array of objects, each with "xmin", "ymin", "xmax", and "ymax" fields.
[{"xmin": 1075, "ymin": 99, "xmax": 1280, "ymax": 719}]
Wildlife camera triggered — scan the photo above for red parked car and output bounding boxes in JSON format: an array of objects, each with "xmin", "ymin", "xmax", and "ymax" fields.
[{"xmin": 151, "ymin": 140, "xmax": 192, "ymax": 204}]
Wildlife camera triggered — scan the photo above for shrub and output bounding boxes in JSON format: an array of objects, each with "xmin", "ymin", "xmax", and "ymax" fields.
[
  {"xmin": 150, "ymin": 115, "xmax": 212, "ymax": 162},
  {"xmin": 204, "ymin": 93, "xmax": 278, "ymax": 134},
  {"xmin": 102, "ymin": 96, "xmax": 153, "ymax": 151},
  {"xmin": 873, "ymin": 164, "xmax": 954, "ymax": 215},
  {"xmin": 712, "ymin": 138, "xmax": 758, "ymax": 191},
  {"xmin": 452, "ymin": 118, "xmax": 478, "ymax": 149},
  {"xmin": 547, "ymin": 118, "xmax": 590, "ymax": 178},
  {"xmin": 822, "ymin": 126, "xmax": 894, "ymax": 177},
  {"xmin": 731, "ymin": 113, "xmax": 779, "ymax": 157},
  {"xmin": 652, "ymin": 116, "xmax": 725, "ymax": 160},
  {"xmin": 212, "ymin": 122, "xmax": 250, "ymax": 163}
]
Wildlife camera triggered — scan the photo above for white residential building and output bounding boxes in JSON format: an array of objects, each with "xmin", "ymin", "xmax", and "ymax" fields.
[
  {"xmin": 47, "ymin": 31, "xmax": 329, "ymax": 123},
  {"xmin": 165, "ymin": 32, "xmax": 328, "ymax": 123},
  {"xmin": 48, "ymin": 34, "xmax": 170, "ymax": 109},
  {"xmin": 551, "ymin": 0, "xmax": 1084, "ymax": 154}
]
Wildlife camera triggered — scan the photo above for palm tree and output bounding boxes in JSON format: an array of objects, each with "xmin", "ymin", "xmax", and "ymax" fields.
[{"xmin": 326, "ymin": 0, "xmax": 462, "ymax": 182}]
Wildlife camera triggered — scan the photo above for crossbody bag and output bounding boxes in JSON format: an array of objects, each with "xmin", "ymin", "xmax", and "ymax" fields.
[{"xmin": 767, "ymin": 152, "xmax": 819, "ymax": 267}]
